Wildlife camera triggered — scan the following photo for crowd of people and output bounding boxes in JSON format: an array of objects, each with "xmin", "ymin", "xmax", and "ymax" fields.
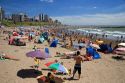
[{"xmin": 0, "ymin": 26, "xmax": 125, "ymax": 83}]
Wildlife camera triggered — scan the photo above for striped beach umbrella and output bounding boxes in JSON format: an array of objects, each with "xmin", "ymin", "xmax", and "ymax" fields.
[{"xmin": 48, "ymin": 63, "xmax": 69, "ymax": 74}]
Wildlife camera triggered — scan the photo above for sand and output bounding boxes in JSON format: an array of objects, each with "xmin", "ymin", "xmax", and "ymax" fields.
[{"xmin": 0, "ymin": 31, "xmax": 125, "ymax": 83}]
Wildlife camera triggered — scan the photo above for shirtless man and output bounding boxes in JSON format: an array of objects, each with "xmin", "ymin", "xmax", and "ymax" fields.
[{"xmin": 72, "ymin": 51, "xmax": 83, "ymax": 79}]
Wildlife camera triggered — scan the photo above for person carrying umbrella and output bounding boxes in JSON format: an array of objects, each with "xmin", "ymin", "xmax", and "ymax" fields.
[{"xmin": 72, "ymin": 51, "xmax": 83, "ymax": 80}]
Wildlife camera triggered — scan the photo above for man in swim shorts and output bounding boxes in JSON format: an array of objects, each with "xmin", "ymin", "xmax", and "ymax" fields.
[{"xmin": 72, "ymin": 51, "xmax": 83, "ymax": 79}]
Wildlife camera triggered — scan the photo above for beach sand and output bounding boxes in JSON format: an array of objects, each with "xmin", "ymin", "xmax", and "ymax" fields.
[{"xmin": 0, "ymin": 32, "xmax": 125, "ymax": 83}]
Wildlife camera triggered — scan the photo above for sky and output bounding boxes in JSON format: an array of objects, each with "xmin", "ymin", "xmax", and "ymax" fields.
[{"xmin": 0, "ymin": 0, "xmax": 125, "ymax": 25}]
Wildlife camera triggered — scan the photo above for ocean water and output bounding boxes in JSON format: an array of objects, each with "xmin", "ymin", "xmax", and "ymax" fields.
[
  {"xmin": 74, "ymin": 28, "xmax": 125, "ymax": 41},
  {"xmin": 103, "ymin": 28, "xmax": 125, "ymax": 32}
]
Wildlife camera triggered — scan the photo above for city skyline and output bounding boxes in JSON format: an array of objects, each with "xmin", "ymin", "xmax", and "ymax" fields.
[{"xmin": 0, "ymin": 0, "xmax": 125, "ymax": 25}]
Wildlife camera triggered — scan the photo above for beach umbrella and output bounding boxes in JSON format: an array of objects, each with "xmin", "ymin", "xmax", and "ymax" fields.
[
  {"xmin": 96, "ymin": 40, "xmax": 104, "ymax": 44},
  {"xmin": 48, "ymin": 63, "xmax": 69, "ymax": 74},
  {"xmin": 115, "ymin": 47, "xmax": 125, "ymax": 55},
  {"xmin": 118, "ymin": 43, "xmax": 125, "ymax": 47},
  {"xmin": 45, "ymin": 61, "xmax": 55, "ymax": 67},
  {"xmin": 90, "ymin": 44, "xmax": 100, "ymax": 49},
  {"xmin": 26, "ymin": 50, "xmax": 50, "ymax": 59},
  {"xmin": 116, "ymin": 47, "xmax": 125, "ymax": 51}
]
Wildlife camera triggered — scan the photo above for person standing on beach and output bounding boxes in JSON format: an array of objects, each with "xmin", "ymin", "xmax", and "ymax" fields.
[{"xmin": 72, "ymin": 51, "xmax": 83, "ymax": 79}]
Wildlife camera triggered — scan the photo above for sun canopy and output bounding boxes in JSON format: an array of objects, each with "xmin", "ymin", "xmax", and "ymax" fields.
[
  {"xmin": 26, "ymin": 50, "xmax": 51, "ymax": 59},
  {"xmin": 118, "ymin": 43, "xmax": 125, "ymax": 47}
]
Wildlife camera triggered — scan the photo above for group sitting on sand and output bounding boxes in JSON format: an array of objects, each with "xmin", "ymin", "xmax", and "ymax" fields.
[{"xmin": 37, "ymin": 72, "xmax": 65, "ymax": 83}]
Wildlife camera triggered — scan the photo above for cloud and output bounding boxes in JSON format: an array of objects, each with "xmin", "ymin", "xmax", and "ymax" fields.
[
  {"xmin": 52, "ymin": 12, "xmax": 125, "ymax": 25},
  {"xmin": 40, "ymin": 0, "xmax": 54, "ymax": 3},
  {"xmin": 93, "ymin": 6, "xmax": 97, "ymax": 9}
]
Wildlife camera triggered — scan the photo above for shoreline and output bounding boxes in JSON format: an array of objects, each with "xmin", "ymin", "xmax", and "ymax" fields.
[{"xmin": 0, "ymin": 26, "xmax": 125, "ymax": 83}]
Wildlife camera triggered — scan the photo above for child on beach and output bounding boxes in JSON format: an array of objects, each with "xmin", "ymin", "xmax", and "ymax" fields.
[
  {"xmin": 33, "ymin": 45, "xmax": 37, "ymax": 51},
  {"xmin": 34, "ymin": 57, "xmax": 40, "ymax": 70},
  {"xmin": 68, "ymin": 68, "xmax": 71, "ymax": 76}
]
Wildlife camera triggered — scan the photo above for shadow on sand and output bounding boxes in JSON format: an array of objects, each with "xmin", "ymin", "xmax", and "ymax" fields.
[
  {"xmin": 112, "ymin": 56, "xmax": 125, "ymax": 61},
  {"xmin": 63, "ymin": 77, "xmax": 79, "ymax": 81},
  {"xmin": 17, "ymin": 69, "xmax": 42, "ymax": 78},
  {"xmin": 41, "ymin": 68, "xmax": 52, "ymax": 71}
]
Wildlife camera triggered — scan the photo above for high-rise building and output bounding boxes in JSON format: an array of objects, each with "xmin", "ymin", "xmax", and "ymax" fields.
[
  {"xmin": 39, "ymin": 13, "xmax": 44, "ymax": 22},
  {"xmin": 0, "ymin": 6, "xmax": 5, "ymax": 21},
  {"xmin": 48, "ymin": 18, "xmax": 53, "ymax": 23},
  {"xmin": 23, "ymin": 14, "xmax": 29, "ymax": 22},
  {"xmin": 44, "ymin": 14, "xmax": 49, "ymax": 22},
  {"xmin": 19, "ymin": 13, "xmax": 25, "ymax": 22},
  {"xmin": 34, "ymin": 16, "xmax": 39, "ymax": 22},
  {"xmin": 12, "ymin": 13, "xmax": 30, "ymax": 23},
  {"xmin": 5, "ymin": 14, "xmax": 12, "ymax": 20},
  {"xmin": 12, "ymin": 14, "xmax": 21, "ymax": 23}
]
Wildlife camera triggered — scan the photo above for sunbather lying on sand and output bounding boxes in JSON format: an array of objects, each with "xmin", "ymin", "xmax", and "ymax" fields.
[
  {"xmin": 0, "ymin": 53, "xmax": 19, "ymax": 61},
  {"xmin": 56, "ymin": 46, "xmax": 82, "ymax": 59}
]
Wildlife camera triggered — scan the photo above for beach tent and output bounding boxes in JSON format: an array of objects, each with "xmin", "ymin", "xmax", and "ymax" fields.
[
  {"xmin": 40, "ymin": 32, "xmax": 49, "ymax": 40},
  {"xmin": 86, "ymin": 46, "xmax": 94, "ymax": 56},
  {"xmin": 107, "ymin": 45, "xmax": 113, "ymax": 53},
  {"xmin": 50, "ymin": 39, "xmax": 58, "ymax": 47},
  {"xmin": 93, "ymin": 51, "xmax": 101, "ymax": 59},
  {"xmin": 9, "ymin": 37, "xmax": 26, "ymax": 46},
  {"xmin": 86, "ymin": 46, "xmax": 101, "ymax": 59},
  {"xmin": 98, "ymin": 44, "xmax": 113, "ymax": 53},
  {"xmin": 38, "ymin": 37, "xmax": 45, "ymax": 43},
  {"xmin": 99, "ymin": 44, "xmax": 108, "ymax": 52}
]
